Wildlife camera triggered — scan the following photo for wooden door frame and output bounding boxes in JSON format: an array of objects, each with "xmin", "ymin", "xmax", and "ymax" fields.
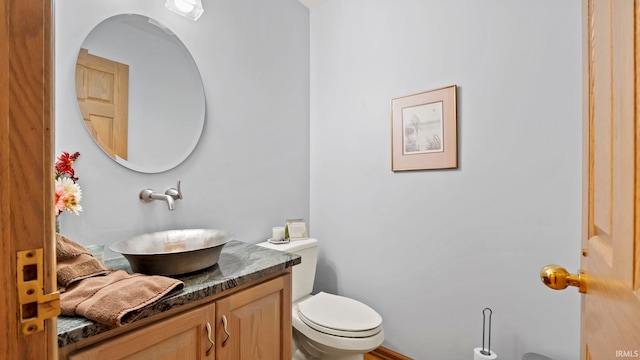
[
  {"xmin": 580, "ymin": 1, "xmax": 592, "ymax": 358},
  {"xmin": 1, "ymin": 0, "xmax": 57, "ymax": 359}
]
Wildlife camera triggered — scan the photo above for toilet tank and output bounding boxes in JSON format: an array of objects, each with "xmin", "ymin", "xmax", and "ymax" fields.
[{"xmin": 256, "ymin": 238, "xmax": 318, "ymax": 302}]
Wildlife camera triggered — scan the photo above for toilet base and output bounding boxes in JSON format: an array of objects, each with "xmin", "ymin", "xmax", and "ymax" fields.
[
  {"xmin": 293, "ymin": 349, "xmax": 364, "ymax": 360},
  {"xmin": 292, "ymin": 328, "xmax": 369, "ymax": 360}
]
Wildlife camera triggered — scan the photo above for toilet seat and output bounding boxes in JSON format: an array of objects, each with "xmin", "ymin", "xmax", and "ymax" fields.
[{"xmin": 297, "ymin": 292, "xmax": 383, "ymax": 338}]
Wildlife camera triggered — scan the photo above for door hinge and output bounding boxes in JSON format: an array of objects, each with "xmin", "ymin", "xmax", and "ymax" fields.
[{"xmin": 16, "ymin": 248, "xmax": 60, "ymax": 335}]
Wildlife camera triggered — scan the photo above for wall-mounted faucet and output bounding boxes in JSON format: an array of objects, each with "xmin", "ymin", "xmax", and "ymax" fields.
[{"xmin": 139, "ymin": 180, "xmax": 183, "ymax": 210}]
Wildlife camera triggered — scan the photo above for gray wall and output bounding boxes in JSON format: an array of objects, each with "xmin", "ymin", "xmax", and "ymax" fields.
[
  {"xmin": 309, "ymin": 1, "xmax": 582, "ymax": 359},
  {"xmin": 54, "ymin": 0, "xmax": 310, "ymax": 257}
]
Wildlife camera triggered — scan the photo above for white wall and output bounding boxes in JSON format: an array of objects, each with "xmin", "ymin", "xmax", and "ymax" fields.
[
  {"xmin": 55, "ymin": 0, "xmax": 310, "ymax": 258},
  {"xmin": 309, "ymin": 1, "xmax": 582, "ymax": 359}
]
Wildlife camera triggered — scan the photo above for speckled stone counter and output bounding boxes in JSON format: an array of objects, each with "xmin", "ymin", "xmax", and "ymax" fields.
[{"xmin": 57, "ymin": 240, "xmax": 300, "ymax": 348}]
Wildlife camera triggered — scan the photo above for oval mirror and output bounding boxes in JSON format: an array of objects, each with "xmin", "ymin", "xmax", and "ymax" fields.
[{"xmin": 75, "ymin": 14, "xmax": 205, "ymax": 173}]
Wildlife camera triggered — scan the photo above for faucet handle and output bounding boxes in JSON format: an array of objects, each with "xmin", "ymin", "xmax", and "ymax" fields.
[
  {"xmin": 165, "ymin": 180, "xmax": 183, "ymax": 200},
  {"xmin": 139, "ymin": 188, "xmax": 155, "ymax": 202}
]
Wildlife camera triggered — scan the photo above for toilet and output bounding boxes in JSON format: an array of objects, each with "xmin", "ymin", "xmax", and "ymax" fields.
[{"xmin": 258, "ymin": 238, "xmax": 385, "ymax": 360}]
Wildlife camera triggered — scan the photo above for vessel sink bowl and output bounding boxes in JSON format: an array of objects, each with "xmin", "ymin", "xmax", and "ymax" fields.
[{"xmin": 109, "ymin": 229, "xmax": 233, "ymax": 275}]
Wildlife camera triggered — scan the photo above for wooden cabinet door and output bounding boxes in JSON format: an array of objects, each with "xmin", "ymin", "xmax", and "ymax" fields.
[
  {"xmin": 215, "ymin": 274, "xmax": 292, "ymax": 360},
  {"xmin": 68, "ymin": 305, "xmax": 215, "ymax": 360}
]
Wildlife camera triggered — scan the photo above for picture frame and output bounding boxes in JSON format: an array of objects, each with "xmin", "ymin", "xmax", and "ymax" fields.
[{"xmin": 391, "ymin": 85, "xmax": 457, "ymax": 171}]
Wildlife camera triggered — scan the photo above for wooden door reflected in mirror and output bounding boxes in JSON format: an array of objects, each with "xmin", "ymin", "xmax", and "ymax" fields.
[{"xmin": 76, "ymin": 48, "xmax": 129, "ymax": 161}]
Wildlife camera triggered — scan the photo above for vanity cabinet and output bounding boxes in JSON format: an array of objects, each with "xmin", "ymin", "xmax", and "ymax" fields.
[
  {"xmin": 68, "ymin": 305, "xmax": 215, "ymax": 360},
  {"xmin": 61, "ymin": 272, "xmax": 292, "ymax": 360},
  {"xmin": 215, "ymin": 272, "xmax": 292, "ymax": 360}
]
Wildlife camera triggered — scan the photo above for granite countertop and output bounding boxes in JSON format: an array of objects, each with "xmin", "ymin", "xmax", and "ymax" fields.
[{"xmin": 57, "ymin": 240, "xmax": 300, "ymax": 348}]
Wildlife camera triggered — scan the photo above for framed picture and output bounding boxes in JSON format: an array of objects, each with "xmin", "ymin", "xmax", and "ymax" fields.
[{"xmin": 391, "ymin": 85, "xmax": 457, "ymax": 171}]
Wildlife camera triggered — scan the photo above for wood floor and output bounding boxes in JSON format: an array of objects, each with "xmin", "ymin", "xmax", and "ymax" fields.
[
  {"xmin": 364, "ymin": 353, "xmax": 385, "ymax": 360},
  {"xmin": 365, "ymin": 346, "xmax": 413, "ymax": 360}
]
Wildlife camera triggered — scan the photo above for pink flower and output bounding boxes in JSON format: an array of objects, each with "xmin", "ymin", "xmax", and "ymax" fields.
[{"xmin": 55, "ymin": 177, "xmax": 82, "ymax": 215}]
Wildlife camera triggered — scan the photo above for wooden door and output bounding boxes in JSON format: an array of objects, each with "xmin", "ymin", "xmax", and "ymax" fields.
[
  {"xmin": 76, "ymin": 48, "xmax": 129, "ymax": 160},
  {"xmin": 67, "ymin": 305, "xmax": 215, "ymax": 360},
  {"xmin": 581, "ymin": 0, "xmax": 640, "ymax": 358},
  {"xmin": 0, "ymin": 0, "xmax": 57, "ymax": 359},
  {"xmin": 215, "ymin": 274, "xmax": 292, "ymax": 360}
]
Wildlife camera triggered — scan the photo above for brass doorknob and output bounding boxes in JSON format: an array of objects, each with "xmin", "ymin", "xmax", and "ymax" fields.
[{"xmin": 540, "ymin": 265, "xmax": 586, "ymax": 293}]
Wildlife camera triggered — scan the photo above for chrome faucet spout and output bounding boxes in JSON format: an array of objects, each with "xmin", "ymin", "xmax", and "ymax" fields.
[{"xmin": 148, "ymin": 192, "xmax": 176, "ymax": 210}]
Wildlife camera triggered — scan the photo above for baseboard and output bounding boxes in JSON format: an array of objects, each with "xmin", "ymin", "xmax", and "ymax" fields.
[{"xmin": 369, "ymin": 346, "xmax": 413, "ymax": 360}]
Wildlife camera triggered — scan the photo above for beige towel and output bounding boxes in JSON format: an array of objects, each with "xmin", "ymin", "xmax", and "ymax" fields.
[
  {"xmin": 56, "ymin": 233, "xmax": 184, "ymax": 326},
  {"xmin": 56, "ymin": 233, "xmax": 110, "ymax": 290},
  {"xmin": 60, "ymin": 270, "xmax": 184, "ymax": 326}
]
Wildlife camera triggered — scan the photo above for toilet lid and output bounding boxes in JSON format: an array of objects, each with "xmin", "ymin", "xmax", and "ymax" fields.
[{"xmin": 297, "ymin": 292, "xmax": 382, "ymax": 334}]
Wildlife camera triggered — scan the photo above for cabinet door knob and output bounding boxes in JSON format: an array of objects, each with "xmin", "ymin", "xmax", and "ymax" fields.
[
  {"xmin": 221, "ymin": 315, "xmax": 231, "ymax": 346},
  {"xmin": 205, "ymin": 322, "xmax": 214, "ymax": 356}
]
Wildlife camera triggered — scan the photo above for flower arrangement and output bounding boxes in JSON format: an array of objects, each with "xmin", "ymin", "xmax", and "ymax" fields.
[{"xmin": 55, "ymin": 151, "xmax": 82, "ymax": 217}]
